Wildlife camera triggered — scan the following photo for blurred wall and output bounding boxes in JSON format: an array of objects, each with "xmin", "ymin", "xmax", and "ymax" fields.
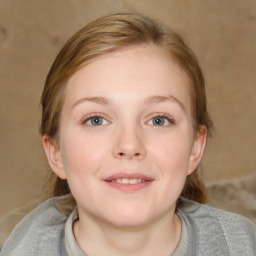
[{"xmin": 0, "ymin": 0, "xmax": 255, "ymax": 239}]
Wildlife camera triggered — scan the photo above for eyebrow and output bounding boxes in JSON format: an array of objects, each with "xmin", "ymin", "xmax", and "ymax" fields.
[
  {"xmin": 71, "ymin": 96, "xmax": 110, "ymax": 109},
  {"xmin": 71, "ymin": 94, "xmax": 186, "ymax": 111},
  {"xmin": 144, "ymin": 95, "xmax": 186, "ymax": 111}
]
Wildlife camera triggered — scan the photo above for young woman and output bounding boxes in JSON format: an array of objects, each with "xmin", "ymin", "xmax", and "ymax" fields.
[{"xmin": 1, "ymin": 13, "xmax": 255, "ymax": 256}]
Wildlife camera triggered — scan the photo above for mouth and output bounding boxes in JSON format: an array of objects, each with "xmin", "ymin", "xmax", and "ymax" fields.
[
  {"xmin": 104, "ymin": 173, "xmax": 154, "ymax": 193},
  {"xmin": 108, "ymin": 178, "xmax": 146, "ymax": 184}
]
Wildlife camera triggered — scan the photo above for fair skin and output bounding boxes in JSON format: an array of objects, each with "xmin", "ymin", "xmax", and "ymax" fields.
[{"xmin": 43, "ymin": 45, "xmax": 206, "ymax": 256}]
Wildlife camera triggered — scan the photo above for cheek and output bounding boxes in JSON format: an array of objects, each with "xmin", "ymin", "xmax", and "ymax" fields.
[
  {"xmin": 59, "ymin": 130, "xmax": 111, "ymax": 203},
  {"xmin": 149, "ymin": 132, "xmax": 193, "ymax": 175},
  {"xmin": 153, "ymin": 134, "xmax": 193, "ymax": 199},
  {"xmin": 60, "ymin": 130, "xmax": 110, "ymax": 177},
  {"xmin": 142, "ymin": 133, "xmax": 193, "ymax": 214}
]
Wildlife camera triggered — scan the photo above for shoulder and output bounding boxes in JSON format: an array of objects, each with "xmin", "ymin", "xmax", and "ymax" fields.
[
  {"xmin": 0, "ymin": 197, "xmax": 69, "ymax": 256},
  {"xmin": 178, "ymin": 198, "xmax": 256, "ymax": 255}
]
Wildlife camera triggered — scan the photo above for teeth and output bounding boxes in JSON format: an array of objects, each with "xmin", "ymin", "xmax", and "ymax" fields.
[
  {"xmin": 115, "ymin": 178, "xmax": 143, "ymax": 184},
  {"xmin": 122, "ymin": 178, "xmax": 129, "ymax": 184},
  {"xmin": 129, "ymin": 178, "xmax": 138, "ymax": 184}
]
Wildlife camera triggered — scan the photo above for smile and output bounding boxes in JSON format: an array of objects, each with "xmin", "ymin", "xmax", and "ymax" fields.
[
  {"xmin": 111, "ymin": 178, "xmax": 144, "ymax": 184},
  {"xmin": 104, "ymin": 173, "xmax": 154, "ymax": 192}
]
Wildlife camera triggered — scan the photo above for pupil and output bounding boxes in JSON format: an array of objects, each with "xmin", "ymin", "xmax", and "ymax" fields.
[
  {"xmin": 154, "ymin": 117, "xmax": 164, "ymax": 126},
  {"xmin": 92, "ymin": 117, "xmax": 102, "ymax": 125}
]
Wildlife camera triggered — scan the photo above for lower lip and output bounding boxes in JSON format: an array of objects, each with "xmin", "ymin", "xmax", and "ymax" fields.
[{"xmin": 104, "ymin": 180, "xmax": 153, "ymax": 193}]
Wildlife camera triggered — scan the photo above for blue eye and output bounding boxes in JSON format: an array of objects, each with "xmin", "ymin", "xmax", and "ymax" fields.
[
  {"xmin": 148, "ymin": 116, "xmax": 173, "ymax": 126},
  {"xmin": 84, "ymin": 116, "xmax": 109, "ymax": 126}
]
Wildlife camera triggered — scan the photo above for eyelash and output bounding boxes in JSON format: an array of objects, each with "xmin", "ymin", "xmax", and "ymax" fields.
[
  {"xmin": 147, "ymin": 114, "xmax": 175, "ymax": 127},
  {"xmin": 81, "ymin": 114, "xmax": 109, "ymax": 126},
  {"xmin": 81, "ymin": 113, "xmax": 175, "ymax": 127}
]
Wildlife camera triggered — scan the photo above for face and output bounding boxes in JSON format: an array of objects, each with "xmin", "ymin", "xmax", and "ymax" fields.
[{"xmin": 44, "ymin": 45, "xmax": 206, "ymax": 228}]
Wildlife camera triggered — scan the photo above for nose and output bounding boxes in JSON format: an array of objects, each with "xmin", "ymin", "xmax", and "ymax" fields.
[{"xmin": 112, "ymin": 125, "xmax": 147, "ymax": 161}]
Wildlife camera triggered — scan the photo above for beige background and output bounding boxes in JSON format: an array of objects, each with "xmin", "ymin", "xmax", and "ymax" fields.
[{"xmin": 0, "ymin": 0, "xmax": 255, "ymax": 245}]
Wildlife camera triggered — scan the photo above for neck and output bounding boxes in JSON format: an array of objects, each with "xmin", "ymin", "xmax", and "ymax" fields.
[{"xmin": 74, "ymin": 209, "xmax": 182, "ymax": 256}]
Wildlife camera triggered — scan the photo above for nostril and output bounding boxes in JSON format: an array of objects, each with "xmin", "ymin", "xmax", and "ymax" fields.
[{"xmin": 118, "ymin": 152, "xmax": 141, "ymax": 158}]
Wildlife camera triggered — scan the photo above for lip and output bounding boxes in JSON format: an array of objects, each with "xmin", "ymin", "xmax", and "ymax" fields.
[{"xmin": 104, "ymin": 172, "xmax": 154, "ymax": 193}]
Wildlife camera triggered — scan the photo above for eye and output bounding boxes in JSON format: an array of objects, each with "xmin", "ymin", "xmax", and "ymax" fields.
[
  {"xmin": 83, "ymin": 116, "xmax": 109, "ymax": 126},
  {"xmin": 148, "ymin": 115, "xmax": 174, "ymax": 126}
]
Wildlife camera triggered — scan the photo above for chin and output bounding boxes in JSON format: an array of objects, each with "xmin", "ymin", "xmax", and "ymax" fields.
[{"xmin": 103, "ymin": 208, "xmax": 153, "ymax": 229}]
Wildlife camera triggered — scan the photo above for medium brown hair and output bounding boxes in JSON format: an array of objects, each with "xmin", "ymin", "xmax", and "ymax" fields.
[{"xmin": 40, "ymin": 12, "xmax": 212, "ymax": 214}]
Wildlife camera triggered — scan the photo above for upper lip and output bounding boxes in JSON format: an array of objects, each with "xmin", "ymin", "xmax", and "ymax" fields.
[{"xmin": 104, "ymin": 172, "xmax": 154, "ymax": 181}]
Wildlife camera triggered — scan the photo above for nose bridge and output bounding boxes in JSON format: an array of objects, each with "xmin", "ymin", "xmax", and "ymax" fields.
[{"xmin": 113, "ymin": 122, "xmax": 146, "ymax": 160}]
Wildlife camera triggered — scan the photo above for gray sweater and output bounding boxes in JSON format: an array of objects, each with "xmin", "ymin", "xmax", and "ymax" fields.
[{"xmin": 1, "ymin": 196, "xmax": 256, "ymax": 256}]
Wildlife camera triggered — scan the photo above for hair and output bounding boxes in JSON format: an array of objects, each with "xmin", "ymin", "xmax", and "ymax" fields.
[{"xmin": 40, "ymin": 12, "xmax": 213, "ymax": 215}]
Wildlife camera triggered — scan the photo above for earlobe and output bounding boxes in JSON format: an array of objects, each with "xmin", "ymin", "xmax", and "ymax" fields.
[
  {"xmin": 42, "ymin": 135, "xmax": 67, "ymax": 179},
  {"xmin": 187, "ymin": 127, "xmax": 207, "ymax": 175}
]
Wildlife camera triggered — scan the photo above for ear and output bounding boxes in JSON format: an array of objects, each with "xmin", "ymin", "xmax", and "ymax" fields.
[
  {"xmin": 187, "ymin": 126, "xmax": 207, "ymax": 175},
  {"xmin": 42, "ymin": 135, "xmax": 67, "ymax": 179}
]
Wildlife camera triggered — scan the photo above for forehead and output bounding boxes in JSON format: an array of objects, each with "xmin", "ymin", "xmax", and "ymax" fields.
[{"xmin": 64, "ymin": 45, "xmax": 191, "ymax": 111}]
